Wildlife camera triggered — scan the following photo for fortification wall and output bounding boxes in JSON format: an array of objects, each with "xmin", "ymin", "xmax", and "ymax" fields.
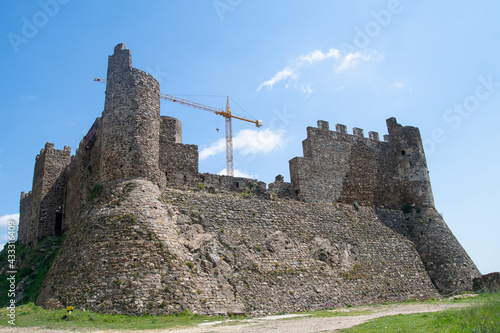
[
  {"xmin": 19, "ymin": 143, "xmax": 71, "ymax": 245},
  {"xmin": 18, "ymin": 191, "xmax": 32, "ymax": 244},
  {"xmin": 100, "ymin": 44, "xmax": 165, "ymax": 187},
  {"xmin": 159, "ymin": 116, "xmax": 199, "ymax": 188},
  {"xmin": 38, "ymin": 179, "xmax": 439, "ymax": 316},
  {"xmin": 290, "ymin": 119, "xmax": 434, "ymax": 209},
  {"xmin": 65, "ymin": 118, "xmax": 103, "ymax": 231},
  {"xmin": 267, "ymin": 175, "xmax": 295, "ymax": 199},
  {"xmin": 377, "ymin": 208, "xmax": 481, "ymax": 293},
  {"xmin": 199, "ymin": 173, "xmax": 267, "ymax": 196}
]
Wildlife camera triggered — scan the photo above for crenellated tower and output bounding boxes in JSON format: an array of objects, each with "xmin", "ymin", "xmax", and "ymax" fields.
[
  {"xmin": 289, "ymin": 118, "xmax": 435, "ymax": 209},
  {"xmin": 18, "ymin": 143, "xmax": 71, "ymax": 245}
]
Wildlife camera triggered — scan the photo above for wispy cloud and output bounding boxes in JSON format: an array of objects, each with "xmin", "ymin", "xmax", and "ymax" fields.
[
  {"xmin": 334, "ymin": 51, "xmax": 384, "ymax": 72},
  {"xmin": 257, "ymin": 67, "xmax": 297, "ymax": 92},
  {"xmin": 296, "ymin": 48, "xmax": 341, "ymax": 65},
  {"xmin": 257, "ymin": 48, "xmax": 384, "ymax": 94},
  {"xmin": 200, "ymin": 128, "xmax": 285, "ymax": 160}
]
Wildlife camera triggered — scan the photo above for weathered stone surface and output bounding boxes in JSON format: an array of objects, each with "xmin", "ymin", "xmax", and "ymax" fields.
[
  {"xmin": 37, "ymin": 179, "xmax": 440, "ymax": 316},
  {"xmin": 289, "ymin": 119, "xmax": 434, "ymax": 209},
  {"xmin": 19, "ymin": 143, "xmax": 71, "ymax": 246},
  {"xmin": 473, "ymin": 272, "xmax": 500, "ymax": 292}
]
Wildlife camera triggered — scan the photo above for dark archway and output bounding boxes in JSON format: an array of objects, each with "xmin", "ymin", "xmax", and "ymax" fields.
[{"xmin": 55, "ymin": 212, "xmax": 63, "ymax": 236}]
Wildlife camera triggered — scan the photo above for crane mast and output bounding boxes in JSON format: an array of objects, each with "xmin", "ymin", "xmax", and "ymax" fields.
[{"xmin": 94, "ymin": 78, "xmax": 262, "ymax": 177}]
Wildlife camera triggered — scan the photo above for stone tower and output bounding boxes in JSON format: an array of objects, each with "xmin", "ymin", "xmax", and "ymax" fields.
[
  {"xmin": 100, "ymin": 43, "xmax": 165, "ymax": 187},
  {"xmin": 289, "ymin": 118, "xmax": 435, "ymax": 209},
  {"xmin": 18, "ymin": 143, "xmax": 71, "ymax": 245},
  {"xmin": 386, "ymin": 117, "xmax": 435, "ymax": 208}
]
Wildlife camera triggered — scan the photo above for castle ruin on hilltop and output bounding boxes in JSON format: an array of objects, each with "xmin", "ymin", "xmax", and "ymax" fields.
[{"xmin": 19, "ymin": 44, "xmax": 481, "ymax": 315}]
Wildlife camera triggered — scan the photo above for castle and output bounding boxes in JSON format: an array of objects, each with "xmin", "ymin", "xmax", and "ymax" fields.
[{"xmin": 19, "ymin": 44, "xmax": 481, "ymax": 315}]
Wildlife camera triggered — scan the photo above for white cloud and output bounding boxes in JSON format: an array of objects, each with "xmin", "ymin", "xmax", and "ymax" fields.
[
  {"xmin": 200, "ymin": 128, "xmax": 285, "ymax": 160},
  {"xmin": 235, "ymin": 128, "xmax": 285, "ymax": 155},
  {"xmin": 0, "ymin": 214, "xmax": 19, "ymax": 248},
  {"xmin": 335, "ymin": 52, "xmax": 363, "ymax": 72},
  {"xmin": 334, "ymin": 51, "xmax": 384, "ymax": 72},
  {"xmin": 218, "ymin": 168, "xmax": 257, "ymax": 179},
  {"xmin": 0, "ymin": 214, "xmax": 19, "ymax": 228},
  {"xmin": 336, "ymin": 85, "xmax": 346, "ymax": 91},
  {"xmin": 296, "ymin": 48, "xmax": 341, "ymax": 65},
  {"xmin": 257, "ymin": 67, "xmax": 298, "ymax": 91},
  {"xmin": 200, "ymin": 138, "xmax": 226, "ymax": 160},
  {"xmin": 257, "ymin": 48, "xmax": 384, "ymax": 92}
]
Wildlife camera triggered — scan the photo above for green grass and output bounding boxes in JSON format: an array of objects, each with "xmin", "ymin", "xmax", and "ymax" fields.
[
  {"xmin": 0, "ymin": 236, "xmax": 63, "ymax": 306},
  {"xmin": 341, "ymin": 292, "xmax": 500, "ymax": 333},
  {"xmin": 0, "ymin": 292, "xmax": 498, "ymax": 331},
  {"xmin": 0, "ymin": 303, "xmax": 235, "ymax": 330}
]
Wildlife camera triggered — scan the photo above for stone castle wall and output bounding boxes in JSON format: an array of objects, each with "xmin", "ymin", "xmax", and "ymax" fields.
[
  {"xmin": 18, "ymin": 191, "xmax": 32, "ymax": 244},
  {"xmin": 376, "ymin": 208, "xmax": 480, "ymax": 293},
  {"xmin": 65, "ymin": 118, "xmax": 103, "ymax": 231},
  {"xmin": 159, "ymin": 116, "xmax": 199, "ymax": 188},
  {"xmin": 37, "ymin": 179, "xmax": 440, "ymax": 316},
  {"xmin": 290, "ymin": 119, "xmax": 434, "ymax": 209}
]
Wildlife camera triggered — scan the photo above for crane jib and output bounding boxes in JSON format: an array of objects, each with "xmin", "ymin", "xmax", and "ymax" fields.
[{"xmin": 94, "ymin": 78, "xmax": 262, "ymax": 176}]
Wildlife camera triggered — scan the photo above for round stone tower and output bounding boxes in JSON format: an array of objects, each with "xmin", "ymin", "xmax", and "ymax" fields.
[
  {"xmin": 100, "ymin": 43, "xmax": 165, "ymax": 187},
  {"xmin": 386, "ymin": 117, "xmax": 435, "ymax": 208}
]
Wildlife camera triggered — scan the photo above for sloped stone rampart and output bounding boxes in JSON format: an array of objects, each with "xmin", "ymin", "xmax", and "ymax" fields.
[
  {"xmin": 376, "ymin": 208, "xmax": 481, "ymax": 293},
  {"xmin": 38, "ymin": 180, "xmax": 440, "ymax": 316}
]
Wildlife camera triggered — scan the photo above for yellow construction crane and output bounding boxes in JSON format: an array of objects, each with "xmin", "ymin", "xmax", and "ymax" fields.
[{"xmin": 94, "ymin": 78, "xmax": 262, "ymax": 177}]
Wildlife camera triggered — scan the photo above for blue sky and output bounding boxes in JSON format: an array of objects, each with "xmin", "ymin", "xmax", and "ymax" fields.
[{"xmin": 0, "ymin": 1, "xmax": 498, "ymax": 274}]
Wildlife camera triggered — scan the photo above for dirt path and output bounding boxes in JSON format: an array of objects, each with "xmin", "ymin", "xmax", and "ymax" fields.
[{"xmin": 0, "ymin": 301, "xmax": 470, "ymax": 333}]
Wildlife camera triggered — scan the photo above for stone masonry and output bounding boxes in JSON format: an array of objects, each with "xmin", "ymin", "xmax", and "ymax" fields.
[{"xmin": 20, "ymin": 44, "xmax": 481, "ymax": 315}]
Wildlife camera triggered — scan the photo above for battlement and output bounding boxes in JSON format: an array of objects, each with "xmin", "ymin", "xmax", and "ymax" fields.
[
  {"xmin": 306, "ymin": 120, "xmax": 386, "ymax": 148},
  {"xmin": 291, "ymin": 118, "xmax": 434, "ymax": 209}
]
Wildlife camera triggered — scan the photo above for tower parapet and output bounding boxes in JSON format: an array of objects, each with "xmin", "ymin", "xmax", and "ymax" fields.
[{"xmin": 290, "ymin": 118, "xmax": 435, "ymax": 209}]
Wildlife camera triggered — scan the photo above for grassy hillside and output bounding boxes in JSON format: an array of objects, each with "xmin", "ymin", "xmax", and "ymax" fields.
[{"xmin": 0, "ymin": 236, "xmax": 63, "ymax": 307}]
